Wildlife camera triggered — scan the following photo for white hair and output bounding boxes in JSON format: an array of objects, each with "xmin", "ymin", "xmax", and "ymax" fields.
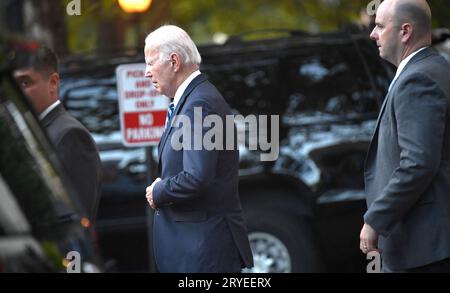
[{"xmin": 144, "ymin": 25, "xmax": 202, "ymax": 66}]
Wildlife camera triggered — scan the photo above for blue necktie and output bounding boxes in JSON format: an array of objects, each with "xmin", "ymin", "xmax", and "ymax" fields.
[{"xmin": 165, "ymin": 102, "xmax": 175, "ymax": 129}]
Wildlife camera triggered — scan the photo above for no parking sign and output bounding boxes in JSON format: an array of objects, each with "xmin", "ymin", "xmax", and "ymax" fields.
[{"xmin": 116, "ymin": 63, "xmax": 169, "ymax": 147}]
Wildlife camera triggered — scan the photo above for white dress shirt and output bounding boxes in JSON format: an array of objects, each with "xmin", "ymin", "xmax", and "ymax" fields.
[
  {"xmin": 39, "ymin": 100, "xmax": 61, "ymax": 120},
  {"xmin": 172, "ymin": 70, "xmax": 201, "ymax": 108},
  {"xmin": 388, "ymin": 47, "xmax": 428, "ymax": 92}
]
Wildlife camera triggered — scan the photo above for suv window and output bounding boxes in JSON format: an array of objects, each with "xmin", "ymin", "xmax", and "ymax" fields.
[
  {"xmin": 202, "ymin": 58, "xmax": 280, "ymax": 116},
  {"xmin": 354, "ymin": 37, "xmax": 395, "ymax": 104},
  {"xmin": 283, "ymin": 43, "xmax": 378, "ymax": 118},
  {"xmin": 62, "ymin": 76, "xmax": 119, "ymax": 135}
]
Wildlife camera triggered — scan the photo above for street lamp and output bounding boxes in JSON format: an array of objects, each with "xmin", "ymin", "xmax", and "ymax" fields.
[
  {"xmin": 118, "ymin": 0, "xmax": 152, "ymax": 13},
  {"xmin": 118, "ymin": 0, "xmax": 152, "ymax": 47}
]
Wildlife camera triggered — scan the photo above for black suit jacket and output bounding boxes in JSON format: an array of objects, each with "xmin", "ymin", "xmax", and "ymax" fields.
[
  {"xmin": 152, "ymin": 74, "xmax": 254, "ymax": 273},
  {"xmin": 364, "ymin": 48, "xmax": 450, "ymax": 270},
  {"xmin": 42, "ymin": 104, "xmax": 102, "ymax": 223}
]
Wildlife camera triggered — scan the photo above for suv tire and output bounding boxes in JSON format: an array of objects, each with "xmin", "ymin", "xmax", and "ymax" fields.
[{"xmin": 242, "ymin": 191, "xmax": 323, "ymax": 273}]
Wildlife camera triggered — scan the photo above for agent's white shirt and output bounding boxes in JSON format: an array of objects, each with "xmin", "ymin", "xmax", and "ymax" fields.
[
  {"xmin": 388, "ymin": 47, "xmax": 428, "ymax": 92},
  {"xmin": 39, "ymin": 100, "xmax": 61, "ymax": 120}
]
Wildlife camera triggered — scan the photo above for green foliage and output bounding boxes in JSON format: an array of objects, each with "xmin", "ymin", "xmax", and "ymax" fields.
[
  {"xmin": 64, "ymin": 0, "xmax": 450, "ymax": 53},
  {"xmin": 168, "ymin": 0, "xmax": 368, "ymax": 43},
  {"xmin": 429, "ymin": 0, "xmax": 450, "ymax": 28}
]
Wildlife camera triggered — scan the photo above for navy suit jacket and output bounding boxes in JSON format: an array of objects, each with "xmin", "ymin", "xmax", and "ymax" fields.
[
  {"xmin": 152, "ymin": 74, "xmax": 254, "ymax": 273},
  {"xmin": 364, "ymin": 48, "xmax": 450, "ymax": 270}
]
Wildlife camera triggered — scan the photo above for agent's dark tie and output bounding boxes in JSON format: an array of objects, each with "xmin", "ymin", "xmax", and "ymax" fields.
[{"xmin": 165, "ymin": 102, "xmax": 175, "ymax": 129}]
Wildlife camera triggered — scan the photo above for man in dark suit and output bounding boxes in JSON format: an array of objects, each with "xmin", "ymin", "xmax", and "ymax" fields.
[
  {"xmin": 144, "ymin": 25, "xmax": 253, "ymax": 273},
  {"xmin": 360, "ymin": 0, "xmax": 450, "ymax": 272},
  {"xmin": 14, "ymin": 47, "xmax": 102, "ymax": 224}
]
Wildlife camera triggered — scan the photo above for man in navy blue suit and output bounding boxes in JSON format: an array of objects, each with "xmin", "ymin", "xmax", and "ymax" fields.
[{"xmin": 144, "ymin": 25, "xmax": 253, "ymax": 273}]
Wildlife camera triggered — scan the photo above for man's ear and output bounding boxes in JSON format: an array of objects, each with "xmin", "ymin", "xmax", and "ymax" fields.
[
  {"xmin": 400, "ymin": 23, "xmax": 413, "ymax": 43},
  {"xmin": 48, "ymin": 72, "xmax": 60, "ymax": 97},
  {"xmin": 170, "ymin": 53, "xmax": 181, "ymax": 72}
]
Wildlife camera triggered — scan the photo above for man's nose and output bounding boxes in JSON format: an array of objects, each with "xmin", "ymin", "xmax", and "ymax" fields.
[
  {"xmin": 370, "ymin": 28, "xmax": 377, "ymax": 40},
  {"xmin": 145, "ymin": 67, "xmax": 152, "ymax": 79}
]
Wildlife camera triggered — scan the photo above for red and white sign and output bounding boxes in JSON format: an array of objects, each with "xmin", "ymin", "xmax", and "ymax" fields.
[{"xmin": 116, "ymin": 63, "xmax": 169, "ymax": 147}]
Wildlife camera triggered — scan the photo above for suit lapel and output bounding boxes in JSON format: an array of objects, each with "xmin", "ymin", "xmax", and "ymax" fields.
[
  {"xmin": 41, "ymin": 104, "xmax": 65, "ymax": 128},
  {"xmin": 365, "ymin": 91, "xmax": 390, "ymax": 162},
  {"xmin": 157, "ymin": 74, "xmax": 208, "ymax": 170},
  {"xmin": 373, "ymin": 85, "xmax": 393, "ymax": 134}
]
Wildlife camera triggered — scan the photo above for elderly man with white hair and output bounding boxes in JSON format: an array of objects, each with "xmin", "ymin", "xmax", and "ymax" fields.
[
  {"xmin": 361, "ymin": 0, "xmax": 450, "ymax": 273},
  {"xmin": 144, "ymin": 25, "xmax": 253, "ymax": 273}
]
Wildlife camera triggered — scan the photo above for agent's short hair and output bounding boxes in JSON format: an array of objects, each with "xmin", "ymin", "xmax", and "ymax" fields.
[
  {"xmin": 145, "ymin": 25, "xmax": 202, "ymax": 66},
  {"xmin": 32, "ymin": 47, "xmax": 59, "ymax": 79}
]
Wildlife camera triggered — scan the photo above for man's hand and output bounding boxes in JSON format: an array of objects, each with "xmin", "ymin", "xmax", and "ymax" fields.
[
  {"xmin": 360, "ymin": 223, "xmax": 379, "ymax": 254},
  {"xmin": 146, "ymin": 178, "xmax": 162, "ymax": 209}
]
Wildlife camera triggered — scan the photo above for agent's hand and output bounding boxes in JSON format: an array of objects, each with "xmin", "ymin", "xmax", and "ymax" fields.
[
  {"xmin": 359, "ymin": 223, "xmax": 379, "ymax": 254},
  {"xmin": 146, "ymin": 178, "xmax": 161, "ymax": 209}
]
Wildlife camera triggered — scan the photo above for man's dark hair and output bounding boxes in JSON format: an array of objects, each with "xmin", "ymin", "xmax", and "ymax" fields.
[{"xmin": 32, "ymin": 46, "xmax": 59, "ymax": 78}]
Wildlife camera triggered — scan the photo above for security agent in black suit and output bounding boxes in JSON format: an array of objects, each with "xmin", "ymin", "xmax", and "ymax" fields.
[
  {"xmin": 14, "ymin": 47, "xmax": 102, "ymax": 224},
  {"xmin": 360, "ymin": 0, "xmax": 450, "ymax": 272}
]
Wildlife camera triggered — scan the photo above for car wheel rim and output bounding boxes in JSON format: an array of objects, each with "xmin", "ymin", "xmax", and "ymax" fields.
[{"xmin": 244, "ymin": 232, "xmax": 291, "ymax": 273}]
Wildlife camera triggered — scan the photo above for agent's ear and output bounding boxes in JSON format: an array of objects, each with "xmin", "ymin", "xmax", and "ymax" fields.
[
  {"xmin": 48, "ymin": 72, "xmax": 60, "ymax": 97},
  {"xmin": 400, "ymin": 23, "xmax": 413, "ymax": 43}
]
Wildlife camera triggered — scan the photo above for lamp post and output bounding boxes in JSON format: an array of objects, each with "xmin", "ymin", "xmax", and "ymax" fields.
[{"xmin": 118, "ymin": 0, "xmax": 152, "ymax": 47}]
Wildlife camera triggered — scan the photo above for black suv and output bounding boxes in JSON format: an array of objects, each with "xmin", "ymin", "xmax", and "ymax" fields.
[
  {"xmin": 59, "ymin": 29, "xmax": 396, "ymax": 273},
  {"xmin": 0, "ymin": 38, "xmax": 102, "ymax": 272}
]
